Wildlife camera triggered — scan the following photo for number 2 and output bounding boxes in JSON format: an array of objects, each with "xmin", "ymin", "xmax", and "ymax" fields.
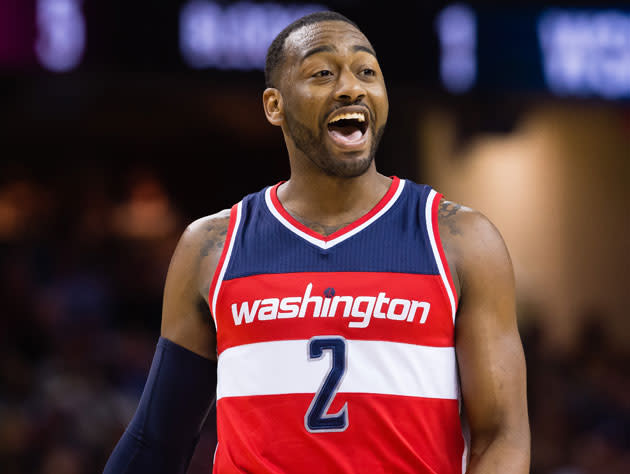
[{"xmin": 305, "ymin": 336, "xmax": 349, "ymax": 433}]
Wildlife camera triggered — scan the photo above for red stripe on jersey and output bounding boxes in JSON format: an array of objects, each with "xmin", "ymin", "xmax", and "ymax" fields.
[
  {"xmin": 214, "ymin": 393, "xmax": 464, "ymax": 474},
  {"xmin": 269, "ymin": 177, "xmax": 401, "ymax": 243},
  {"xmin": 215, "ymin": 272, "xmax": 454, "ymax": 354},
  {"xmin": 431, "ymin": 193, "xmax": 458, "ymax": 312}
]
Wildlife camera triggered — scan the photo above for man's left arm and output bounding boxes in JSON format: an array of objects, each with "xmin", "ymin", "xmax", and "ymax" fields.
[{"xmin": 441, "ymin": 203, "xmax": 530, "ymax": 473}]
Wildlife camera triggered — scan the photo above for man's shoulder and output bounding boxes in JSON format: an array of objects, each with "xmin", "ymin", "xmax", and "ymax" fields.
[
  {"xmin": 188, "ymin": 209, "xmax": 232, "ymax": 233},
  {"xmin": 438, "ymin": 198, "xmax": 507, "ymax": 251},
  {"xmin": 438, "ymin": 199, "xmax": 480, "ymax": 235},
  {"xmin": 437, "ymin": 199, "xmax": 502, "ymax": 242},
  {"xmin": 165, "ymin": 209, "xmax": 233, "ymax": 303},
  {"xmin": 182, "ymin": 209, "xmax": 232, "ymax": 260},
  {"xmin": 437, "ymin": 198, "xmax": 512, "ymax": 283}
]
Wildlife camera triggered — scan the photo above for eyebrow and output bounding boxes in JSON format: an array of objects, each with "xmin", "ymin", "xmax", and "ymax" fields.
[
  {"xmin": 353, "ymin": 45, "xmax": 377, "ymax": 57},
  {"xmin": 301, "ymin": 44, "xmax": 377, "ymax": 62}
]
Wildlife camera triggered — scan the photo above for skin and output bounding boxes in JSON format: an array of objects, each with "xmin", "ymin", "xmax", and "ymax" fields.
[
  {"xmin": 438, "ymin": 200, "xmax": 530, "ymax": 473},
  {"xmin": 160, "ymin": 20, "xmax": 530, "ymax": 473}
]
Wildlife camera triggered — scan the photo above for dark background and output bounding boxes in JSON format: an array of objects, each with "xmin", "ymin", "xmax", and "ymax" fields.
[{"xmin": 1, "ymin": 1, "xmax": 629, "ymax": 473}]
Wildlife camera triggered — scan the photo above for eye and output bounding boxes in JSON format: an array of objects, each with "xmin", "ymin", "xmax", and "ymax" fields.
[
  {"xmin": 361, "ymin": 68, "xmax": 376, "ymax": 77},
  {"xmin": 313, "ymin": 70, "xmax": 333, "ymax": 78}
]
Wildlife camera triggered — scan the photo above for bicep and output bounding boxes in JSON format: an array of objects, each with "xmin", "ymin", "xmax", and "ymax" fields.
[
  {"xmin": 161, "ymin": 217, "xmax": 226, "ymax": 360},
  {"xmin": 454, "ymin": 214, "xmax": 529, "ymax": 447}
]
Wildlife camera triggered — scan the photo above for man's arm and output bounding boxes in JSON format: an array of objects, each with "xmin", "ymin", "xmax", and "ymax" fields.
[
  {"xmin": 104, "ymin": 210, "xmax": 230, "ymax": 474},
  {"xmin": 161, "ymin": 209, "xmax": 230, "ymax": 358},
  {"xmin": 439, "ymin": 200, "xmax": 530, "ymax": 474}
]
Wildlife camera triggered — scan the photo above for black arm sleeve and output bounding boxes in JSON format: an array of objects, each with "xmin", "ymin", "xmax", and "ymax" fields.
[{"xmin": 103, "ymin": 337, "xmax": 217, "ymax": 474}]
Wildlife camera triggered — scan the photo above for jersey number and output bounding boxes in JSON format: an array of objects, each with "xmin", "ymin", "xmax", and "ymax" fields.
[{"xmin": 305, "ymin": 336, "xmax": 348, "ymax": 432}]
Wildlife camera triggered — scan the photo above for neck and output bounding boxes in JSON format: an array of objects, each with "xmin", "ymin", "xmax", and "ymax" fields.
[{"xmin": 277, "ymin": 167, "xmax": 392, "ymax": 227}]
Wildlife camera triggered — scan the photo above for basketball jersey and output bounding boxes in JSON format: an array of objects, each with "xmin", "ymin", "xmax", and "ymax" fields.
[{"xmin": 209, "ymin": 177, "xmax": 467, "ymax": 473}]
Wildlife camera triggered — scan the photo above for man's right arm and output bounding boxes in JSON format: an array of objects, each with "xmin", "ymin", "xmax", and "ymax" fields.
[
  {"xmin": 160, "ymin": 209, "xmax": 230, "ymax": 358},
  {"xmin": 103, "ymin": 210, "xmax": 230, "ymax": 474}
]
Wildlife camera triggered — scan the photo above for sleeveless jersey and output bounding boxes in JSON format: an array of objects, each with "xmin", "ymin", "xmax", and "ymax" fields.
[{"xmin": 208, "ymin": 177, "xmax": 467, "ymax": 473}]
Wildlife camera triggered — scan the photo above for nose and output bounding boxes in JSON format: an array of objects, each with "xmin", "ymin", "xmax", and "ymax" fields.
[{"xmin": 334, "ymin": 67, "xmax": 366, "ymax": 103}]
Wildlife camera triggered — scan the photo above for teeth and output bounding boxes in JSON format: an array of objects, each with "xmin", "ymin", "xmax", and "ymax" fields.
[{"xmin": 329, "ymin": 112, "xmax": 366, "ymax": 124}]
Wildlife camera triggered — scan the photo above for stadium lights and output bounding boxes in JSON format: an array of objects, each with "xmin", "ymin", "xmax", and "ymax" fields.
[{"xmin": 35, "ymin": 0, "xmax": 86, "ymax": 72}]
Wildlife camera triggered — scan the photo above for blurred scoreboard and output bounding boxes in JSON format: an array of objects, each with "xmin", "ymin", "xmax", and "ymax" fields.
[
  {"xmin": 0, "ymin": 0, "xmax": 326, "ymax": 72},
  {"xmin": 436, "ymin": 4, "xmax": 630, "ymax": 100},
  {"xmin": 1, "ymin": 0, "xmax": 629, "ymax": 100}
]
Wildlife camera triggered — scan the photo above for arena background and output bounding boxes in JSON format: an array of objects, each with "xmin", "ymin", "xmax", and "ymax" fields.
[{"xmin": 1, "ymin": 1, "xmax": 629, "ymax": 472}]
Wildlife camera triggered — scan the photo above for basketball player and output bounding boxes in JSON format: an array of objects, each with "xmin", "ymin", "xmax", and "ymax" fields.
[{"xmin": 104, "ymin": 11, "xmax": 530, "ymax": 474}]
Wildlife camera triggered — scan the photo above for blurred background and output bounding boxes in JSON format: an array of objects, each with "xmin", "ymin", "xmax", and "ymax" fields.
[{"xmin": 0, "ymin": 0, "xmax": 629, "ymax": 472}]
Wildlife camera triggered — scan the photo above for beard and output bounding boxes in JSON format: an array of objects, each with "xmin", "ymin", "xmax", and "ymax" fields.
[{"xmin": 284, "ymin": 108, "xmax": 385, "ymax": 178}]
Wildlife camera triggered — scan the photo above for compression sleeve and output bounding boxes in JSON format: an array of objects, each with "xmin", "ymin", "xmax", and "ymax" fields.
[{"xmin": 103, "ymin": 337, "xmax": 217, "ymax": 474}]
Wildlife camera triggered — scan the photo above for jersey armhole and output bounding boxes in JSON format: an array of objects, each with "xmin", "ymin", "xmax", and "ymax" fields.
[
  {"xmin": 426, "ymin": 190, "xmax": 458, "ymax": 324},
  {"xmin": 207, "ymin": 202, "xmax": 243, "ymax": 332}
]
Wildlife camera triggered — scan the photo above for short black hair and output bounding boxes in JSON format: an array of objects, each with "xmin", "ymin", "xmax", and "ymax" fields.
[{"xmin": 264, "ymin": 11, "xmax": 360, "ymax": 89}]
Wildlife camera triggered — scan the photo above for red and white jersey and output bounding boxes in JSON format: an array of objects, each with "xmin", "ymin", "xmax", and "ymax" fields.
[{"xmin": 209, "ymin": 177, "xmax": 467, "ymax": 473}]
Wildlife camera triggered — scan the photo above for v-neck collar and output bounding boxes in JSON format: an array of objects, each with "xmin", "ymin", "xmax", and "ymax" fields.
[{"xmin": 264, "ymin": 176, "xmax": 405, "ymax": 250}]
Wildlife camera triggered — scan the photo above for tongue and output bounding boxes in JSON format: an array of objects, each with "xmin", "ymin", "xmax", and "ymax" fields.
[{"xmin": 329, "ymin": 128, "xmax": 363, "ymax": 145}]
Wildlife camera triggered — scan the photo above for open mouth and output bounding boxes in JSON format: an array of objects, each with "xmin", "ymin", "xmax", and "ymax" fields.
[{"xmin": 327, "ymin": 111, "xmax": 369, "ymax": 147}]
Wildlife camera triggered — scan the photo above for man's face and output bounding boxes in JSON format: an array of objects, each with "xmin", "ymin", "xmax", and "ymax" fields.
[{"xmin": 277, "ymin": 21, "xmax": 389, "ymax": 178}]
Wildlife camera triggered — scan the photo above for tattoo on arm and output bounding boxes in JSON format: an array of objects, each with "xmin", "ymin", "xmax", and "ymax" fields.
[
  {"xmin": 439, "ymin": 200, "xmax": 462, "ymax": 219},
  {"xmin": 439, "ymin": 200, "xmax": 463, "ymax": 236},
  {"xmin": 199, "ymin": 216, "xmax": 230, "ymax": 303},
  {"xmin": 199, "ymin": 218, "xmax": 229, "ymax": 258}
]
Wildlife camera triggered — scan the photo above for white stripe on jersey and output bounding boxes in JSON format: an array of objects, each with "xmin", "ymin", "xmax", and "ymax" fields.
[
  {"xmin": 217, "ymin": 339, "xmax": 459, "ymax": 400},
  {"xmin": 426, "ymin": 190, "xmax": 457, "ymax": 324}
]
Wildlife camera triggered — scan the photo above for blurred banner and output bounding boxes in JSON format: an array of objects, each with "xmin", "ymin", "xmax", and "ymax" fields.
[{"xmin": 1, "ymin": 1, "xmax": 628, "ymax": 100}]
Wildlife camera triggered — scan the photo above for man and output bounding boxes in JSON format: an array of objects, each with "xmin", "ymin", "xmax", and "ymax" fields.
[{"xmin": 104, "ymin": 11, "xmax": 530, "ymax": 474}]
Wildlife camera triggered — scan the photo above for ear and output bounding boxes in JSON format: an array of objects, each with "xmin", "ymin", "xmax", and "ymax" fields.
[{"xmin": 262, "ymin": 87, "xmax": 283, "ymax": 127}]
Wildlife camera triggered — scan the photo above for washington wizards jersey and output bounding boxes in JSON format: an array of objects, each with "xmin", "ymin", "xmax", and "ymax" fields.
[{"xmin": 208, "ymin": 177, "xmax": 467, "ymax": 473}]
